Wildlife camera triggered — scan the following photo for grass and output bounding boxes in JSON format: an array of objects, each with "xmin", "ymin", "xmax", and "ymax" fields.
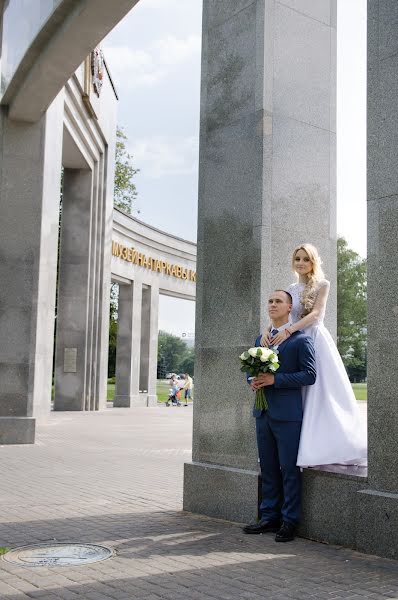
[
  {"xmin": 0, "ymin": 547, "xmax": 10, "ymax": 556},
  {"xmin": 352, "ymin": 383, "xmax": 367, "ymax": 401},
  {"xmin": 107, "ymin": 381, "xmax": 366, "ymax": 402},
  {"xmin": 107, "ymin": 384, "xmax": 115, "ymax": 401},
  {"xmin": 156, "ymin": 381, "xmax": 171, "ymax": 402}
]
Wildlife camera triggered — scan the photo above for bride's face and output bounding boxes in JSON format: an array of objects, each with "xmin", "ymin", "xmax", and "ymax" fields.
[{"xmin": 294, "ymin": 249, "xmax": 313, "ymax": 277}]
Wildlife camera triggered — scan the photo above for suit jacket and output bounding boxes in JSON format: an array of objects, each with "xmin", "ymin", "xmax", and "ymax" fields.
[{"xmin": 249, "ymin": 331, "xmax": 316, "ymax": 421}]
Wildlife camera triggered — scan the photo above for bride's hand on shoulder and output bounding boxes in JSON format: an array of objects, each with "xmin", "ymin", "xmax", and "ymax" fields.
[
  {"xmin": 270, "ymin": 329, "xmax": 291, "ymax": 347},
  {"xmin": 260, "ymin": 330, "xmax": 272, "ymax": 347}
]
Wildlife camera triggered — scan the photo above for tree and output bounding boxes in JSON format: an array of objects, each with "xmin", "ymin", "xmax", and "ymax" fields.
[
  {"xmin": 179, "ymin": 347, "xmax": 195, "ymax": 376},
  {"xmin": 157, "ymin": 331, "xmax": 191, "ymax": 374},
  {"xmin": 337, "ymin": 237, "xmax": 367, "ymax": 381},
  {"xmin": 114, "ymin": 127, "xmax": 139, "ymax": 214}
]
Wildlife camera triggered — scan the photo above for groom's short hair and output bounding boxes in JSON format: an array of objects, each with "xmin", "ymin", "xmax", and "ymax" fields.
[{"xmin": 274, "ymin": 289, "xmax": 293, "ymax": 305}]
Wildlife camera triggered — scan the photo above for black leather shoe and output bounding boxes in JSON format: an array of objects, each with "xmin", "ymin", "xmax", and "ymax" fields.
[
  {"xmin": 275, "ymin": 521, "xmax": 296, "ymax": 542},
  {"xmin": 243, "ymin": 520, "xmax": 280, "ymax": 534}
]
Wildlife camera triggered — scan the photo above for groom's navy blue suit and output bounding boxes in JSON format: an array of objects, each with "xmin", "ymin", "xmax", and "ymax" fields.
[{"xmin": 250, "ymin": 331, "xmax": 316, "ymax": 526}]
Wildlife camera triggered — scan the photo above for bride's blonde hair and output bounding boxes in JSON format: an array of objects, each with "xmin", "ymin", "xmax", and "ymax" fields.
[{"xmin": 292, "ymin": 243, "xmax": 325, "ymax": 316}]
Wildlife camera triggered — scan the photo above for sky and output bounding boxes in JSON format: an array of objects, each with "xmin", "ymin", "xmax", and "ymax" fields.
[{"xmin": 103, "ymin": 0, "xmax": 367, "ymax": 336}]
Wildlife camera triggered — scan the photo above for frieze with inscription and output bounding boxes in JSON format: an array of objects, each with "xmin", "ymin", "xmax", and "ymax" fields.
[{"xmin": 112, "ymin": 241, "xmax": 196, "ymax": 282}]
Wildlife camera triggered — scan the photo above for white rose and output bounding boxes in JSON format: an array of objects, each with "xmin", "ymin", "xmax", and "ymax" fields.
[
  {"xmin": 259, "ymin": 354, "xmax": 268, "ymax": 362},
  {"xmin": 261, "ymin": 348, "xmax": 273, "ymax": 359},
  {"xmin": 248, "ymin": 348, "xmax": 258, "ymax": 357},
  {"xmin": 268, "ymin": 364, "xmax": 277, "ymax": 372},
  {"xmin": 270, "ymin": 353, "xmax": 279, "ymax": 364}
]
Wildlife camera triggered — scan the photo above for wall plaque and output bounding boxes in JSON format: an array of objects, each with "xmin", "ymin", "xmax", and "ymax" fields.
[{"xmin": 64, "ymin": 348, "xmax": 77, "ymax": 373}]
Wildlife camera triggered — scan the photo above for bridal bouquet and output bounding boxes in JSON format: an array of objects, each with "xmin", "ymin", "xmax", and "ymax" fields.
[{"xmin": 240, "ymin": 347, "xmax": 280, "ymax": 411}]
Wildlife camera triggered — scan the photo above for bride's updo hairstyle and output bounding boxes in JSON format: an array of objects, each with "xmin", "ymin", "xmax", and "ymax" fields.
[{"xmin": 292, "ymin": 243, "xmax": 325, "ymax": 316}]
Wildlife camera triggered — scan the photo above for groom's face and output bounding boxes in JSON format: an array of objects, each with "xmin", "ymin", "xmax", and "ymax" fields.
[{"xmin": 268, "ymin": 291, "xmax": 292, "ymax": 322}]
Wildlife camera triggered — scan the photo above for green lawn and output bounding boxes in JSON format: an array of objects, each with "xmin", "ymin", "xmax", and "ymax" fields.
[
  {"xmin": 107, "ymin": 383, "xmax": 115, "ymax": 401},
  {"xmin": 156, "ymin": 381, "xmax": 171, "ymax": 402},
  {"xmin": 352, "ymin": 383, "xmax": 367, "ymax": 401},
  {"xmin": 107, "ymin": 381, "xmax": 366, "ymax": 402}
]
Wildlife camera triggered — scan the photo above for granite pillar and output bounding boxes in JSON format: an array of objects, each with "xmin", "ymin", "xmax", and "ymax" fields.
[
  {"xmin": 54, "ymin": 168, "xmax": 96, "ymax": 411},
  {"xmin": 139, "ymin": 285, "xmax": 159, "ymax": 406},
  {"xmin": 184, "ymin": 0, "xmax": 336, "ymax": 522},
  {"xmin": 358, "ymin": 0, "xmax": 398, "ymax": 558},
  {"xmin": 114, "ymin": 281, "xmax": 143, "ymax": 407},
  {"xmin": 0, "ymin": 94, "xmax": 64, "ymax": 444}
]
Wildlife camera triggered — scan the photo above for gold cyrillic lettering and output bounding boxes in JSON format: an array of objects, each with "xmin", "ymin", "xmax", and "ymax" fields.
[
  {"xmin": 112, "ymin": 241, "xmax": 119, "ymax": 256},
  {"xmin": 111, "ymin": 241, "xmax": 197, "ymax": 283}
]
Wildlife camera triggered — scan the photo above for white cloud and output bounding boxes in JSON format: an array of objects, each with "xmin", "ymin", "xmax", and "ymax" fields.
[
  {"xmin": 130, "ymin": 136, "xmax": 198, "ymax": 178},
  {"xmin": 103, "ymin": 34, "xmax": 200, "ymax": 89},
  {"xmin": 155, "ymin": 34, "xmax": 201, "ymax": 66}
]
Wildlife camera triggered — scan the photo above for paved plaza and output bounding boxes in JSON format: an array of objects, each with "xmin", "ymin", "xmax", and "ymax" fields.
[{"xmin": 0, "ymin": 404, "xmax": 397, "ymax": 600}]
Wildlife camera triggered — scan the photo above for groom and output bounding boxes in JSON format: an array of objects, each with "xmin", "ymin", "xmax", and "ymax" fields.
[{"xmin": 243, "ymin": 290, "xmax": 316, "ymax": 542}]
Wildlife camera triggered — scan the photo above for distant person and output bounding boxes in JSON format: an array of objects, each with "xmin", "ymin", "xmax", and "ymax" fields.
[
  {"xmin": 169, "ymin": 374, "xmax": 180, "ymax": 406},
  {"xmin": 183, "ymin": 373, "xmax": 193, "ymax": 406},
  {"xmin": 260, "ymin": 243, "xmax": 367, "ymax": 467}
]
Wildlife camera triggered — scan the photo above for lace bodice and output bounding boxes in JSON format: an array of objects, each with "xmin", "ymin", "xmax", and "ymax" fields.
[{"xmin": 288, "ymin": 282, "xmax": 327, "ymax": 327}]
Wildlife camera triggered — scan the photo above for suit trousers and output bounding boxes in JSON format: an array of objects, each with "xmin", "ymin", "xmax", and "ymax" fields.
[{"xmin": 256, "ymin": 411, "xmax": 302, "ymax": 526}]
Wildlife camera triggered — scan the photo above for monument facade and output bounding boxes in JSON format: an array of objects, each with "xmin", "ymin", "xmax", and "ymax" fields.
[
  {"xmin": 0, "ymin": 0, "xmax": 140, "ymax": 443},
  {"xmin": 111, "ymin": 209, "xmax": 196, "ymax": 408}
]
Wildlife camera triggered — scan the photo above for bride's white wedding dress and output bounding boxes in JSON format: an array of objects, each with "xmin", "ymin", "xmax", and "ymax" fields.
[{"xmin": 288, "ymin": 282, "xmax": 367, "ymax": 467}]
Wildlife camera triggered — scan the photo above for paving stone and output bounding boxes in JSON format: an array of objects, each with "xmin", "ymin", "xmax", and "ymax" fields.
[{"xmin": 0, "ymin": 406, "xmax": 397, "ymax": 600}]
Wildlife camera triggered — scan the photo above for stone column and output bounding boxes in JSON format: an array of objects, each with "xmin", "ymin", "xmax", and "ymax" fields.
[
  {"xmin": 358, "ymin": 0, "xmax": 398, "ymax": 556},
  {"xmin": 114, "ymin": 281, "xmax": 142, "ymax": 407},
  {"xmin": 0, "ymin": 94, "xmax": 64, "ymax": 444},
  {"xmin": 139, "ymin": 285, "xmax": 159, "ymax": 407},
  {"xmin": 184, "ymin": 0, "xmax": 336, "ymax": 522},
  {"xmin": 54, "ymin": 168, "xmax": 93, "ymax": 411}
]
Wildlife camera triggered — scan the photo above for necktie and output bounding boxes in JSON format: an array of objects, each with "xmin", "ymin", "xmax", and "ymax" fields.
[{"xmin": 271, "ymin": 328, "xmax": 279, "ymax": 337}]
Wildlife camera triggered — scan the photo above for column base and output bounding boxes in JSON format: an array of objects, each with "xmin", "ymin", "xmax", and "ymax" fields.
[
  {"xmin": 0, "ymin": 417, "xmax": 35, "ymax": 444},
  {"xmin": 300, "ymin": 470, "xmax": 398, "ymax": 560},
  {"xmin": 113, "ymin": 394, "xmax": 158, "ymax": 407},
  {"xmin": 355, "ymin": 489, "xmax": 398, "ymax": 560},
  {"xmin": 53, "ymin": 402, "xmax": 85, "ymax": 411},
  {"xmin": 300, "ymin": 468, "xmax": 365, "ymax": 548},
  {"xmin": 183, "ymin": 461, "xmax": 259, "ymax": 523},
  {"xmin": 146, "ymin": 394, "xmax": 157, "ymax": 407},
  {"xmin": 114, "ymin": 394, "xmax": 143, "ymax": 407}
]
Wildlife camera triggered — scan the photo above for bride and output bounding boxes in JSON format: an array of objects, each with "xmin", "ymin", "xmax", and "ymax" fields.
[{"xmin": 262, "ymin": 243, "xmax": 367, "ymax": 467}]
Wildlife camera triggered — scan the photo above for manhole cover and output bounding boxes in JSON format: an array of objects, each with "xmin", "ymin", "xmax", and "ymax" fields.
[{"xmin": 2, "ymin": 543, "xmax": 113, "ymax": 567}]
